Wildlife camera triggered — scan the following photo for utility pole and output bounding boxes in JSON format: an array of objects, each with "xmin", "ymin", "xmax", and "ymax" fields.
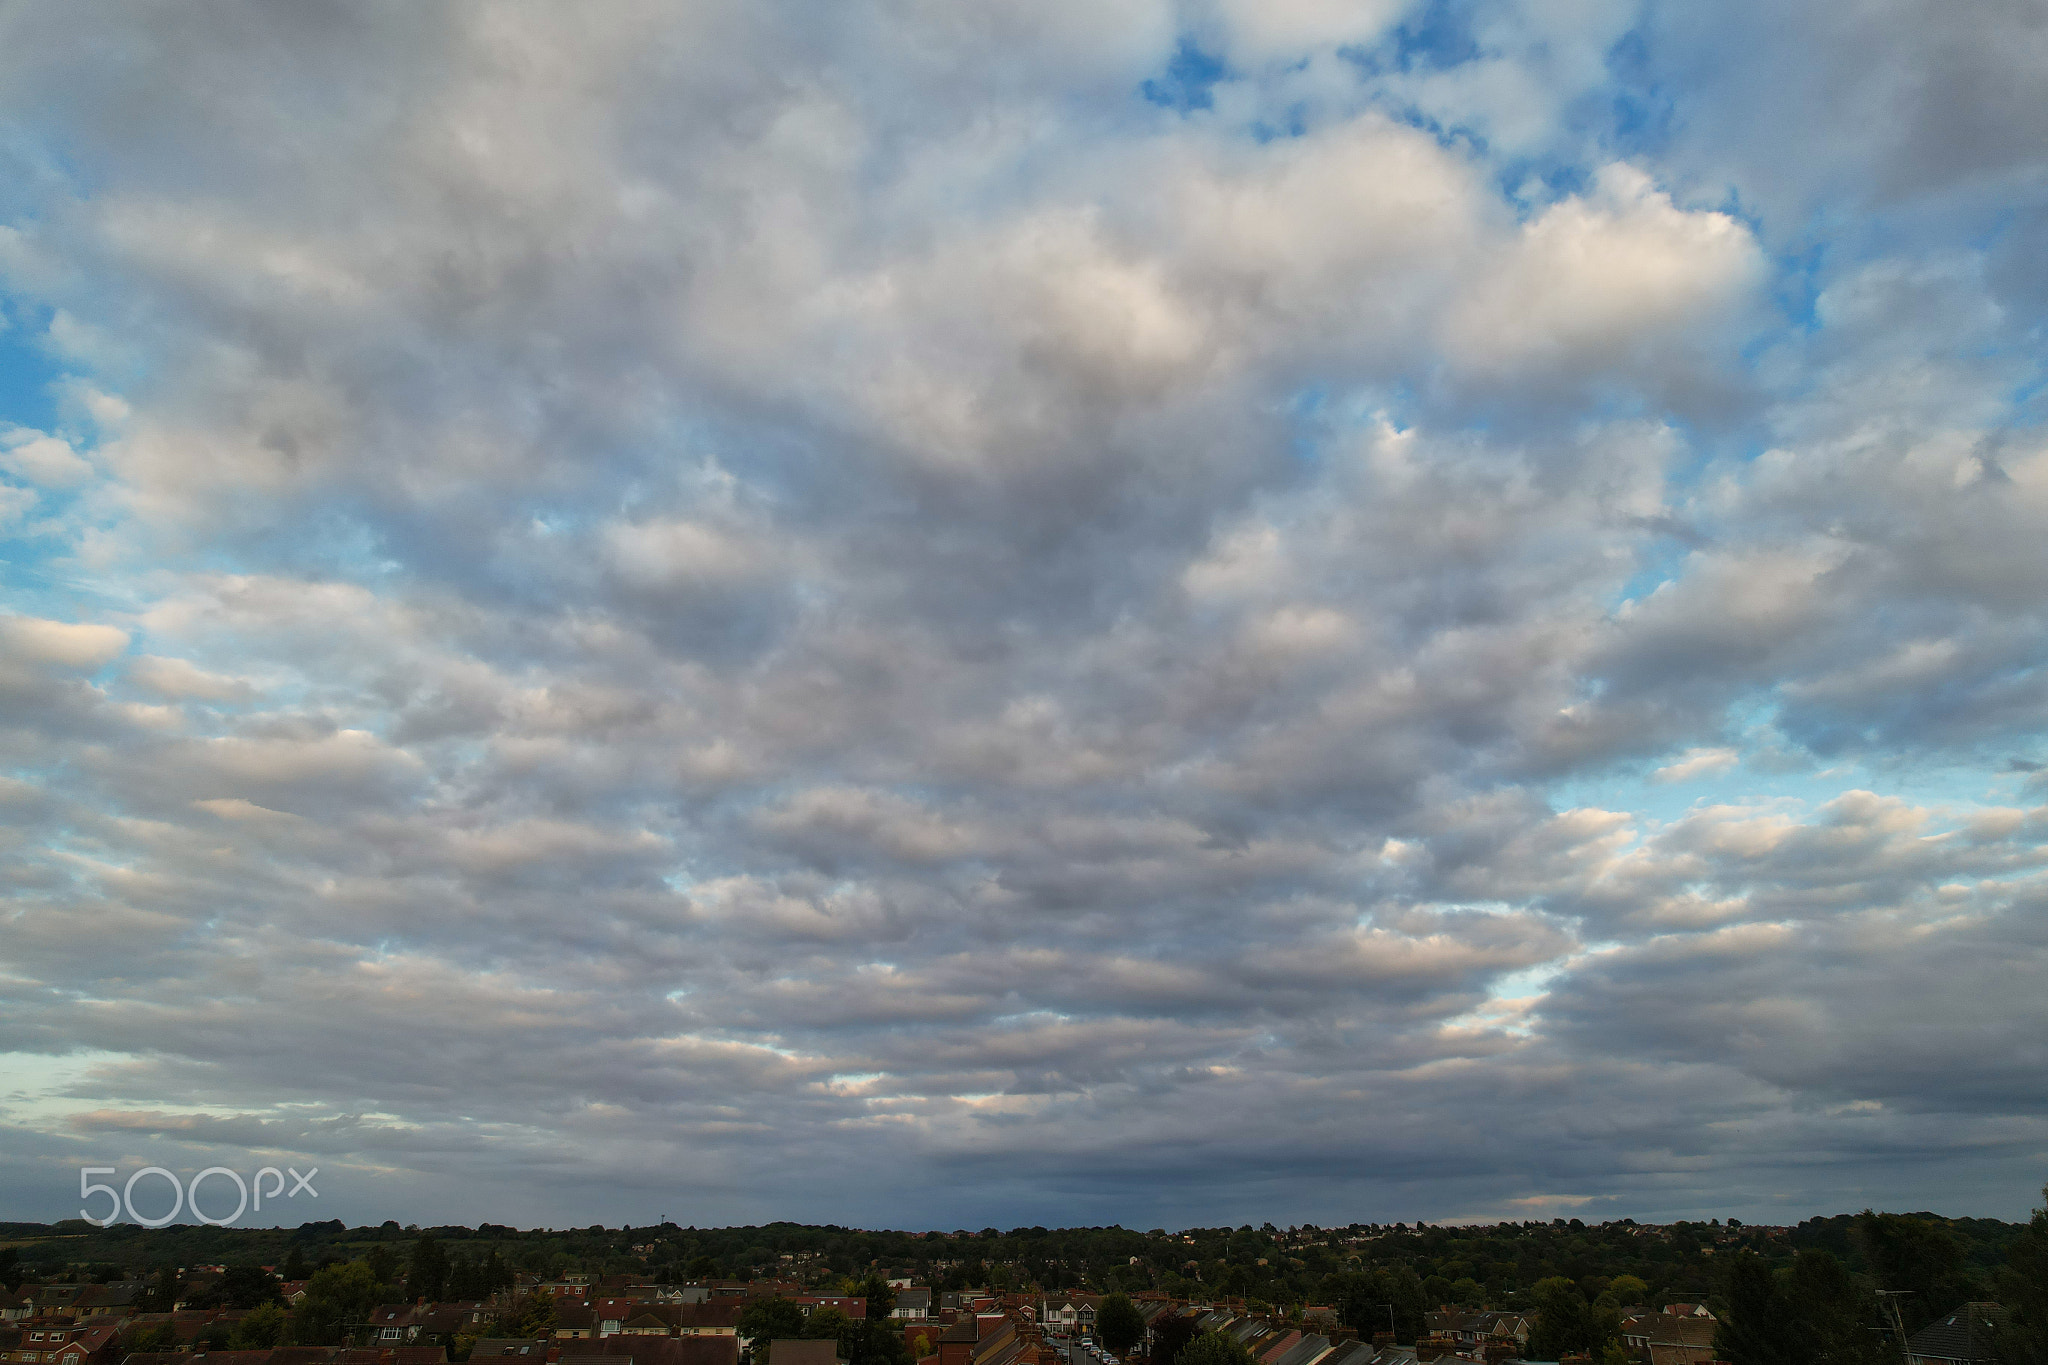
[{"xmin": 1874, "ymin": 1291, "xmax": 1913, "ymax": 1361}]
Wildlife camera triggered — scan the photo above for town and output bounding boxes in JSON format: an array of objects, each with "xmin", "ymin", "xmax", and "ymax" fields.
[{"xmin": 1, "ymin": 1204, "xmax": 2041, "ymax": 1365}]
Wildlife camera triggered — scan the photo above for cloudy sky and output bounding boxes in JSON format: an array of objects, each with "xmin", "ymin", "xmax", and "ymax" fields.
[{"xmin": 2, "ymin": 0, "xmax": 2046, "ymax": 1233}]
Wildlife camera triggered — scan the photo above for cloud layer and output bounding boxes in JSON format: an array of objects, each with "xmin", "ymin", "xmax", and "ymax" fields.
[{"xmin": 1, "ymin": 0, "xmax": 2045, "ymax": 1228}]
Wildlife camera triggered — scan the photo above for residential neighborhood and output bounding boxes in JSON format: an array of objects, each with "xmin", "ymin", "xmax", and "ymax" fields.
[{"xmin": 0, "ymin": 1206, "xmax": 2039, "ymax": 1365}]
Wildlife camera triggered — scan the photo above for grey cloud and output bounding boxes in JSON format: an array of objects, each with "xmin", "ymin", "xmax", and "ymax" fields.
[{"xmin": 0, "ymin": 0, "xmax": 2044, "ymax": 1228}]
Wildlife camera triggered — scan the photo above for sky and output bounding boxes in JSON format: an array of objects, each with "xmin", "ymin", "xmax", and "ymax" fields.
[{"xmin": 1, "ymin": 0, "xmax": 2046, "ymax": 1234}]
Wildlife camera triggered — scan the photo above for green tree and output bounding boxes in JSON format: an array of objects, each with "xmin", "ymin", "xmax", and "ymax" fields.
[
  {"xmin": 1786, "ymin": 1250, "xmax": 1889, "ymax": 1365},
  {"xmin": 1151, "ymin": 1314, "xmax": 1200, "ymax": 1365},
  {"xmin": 282, "ymin": 1247, "xmax": 311, "ymax": 1282},
  {"xmin": 365, "ymin": 1244, "xmax": 402, "ymax": 1293},
  {"xmin": 1335, "ymin": 1266, "xmax": 1426, "ymax": 1344},
  {"xmin": 740, "ymin": 1298, "xmax": 809, "ymax": 1344},
  {"xmin": 292, "ymin": 1260, "xmax": 383, "ymax": 1346},
  {"xmin": 1528, "ymin": 1277, "xmax": 1596, "ymax": 1360},
  {"xmin": 206, "ymin": 1266, "xmax": 283, "ymax": 1311},
  {"xmin": 1855, "ymin": 1212, "xmax": 1974, "ymax": 1333},
  {"xmin": 142, "ymin": 1265, "xmax": 182, "ymax": 1314},
  {"xmin": 121, "ymin": 1323, "xmax": 179, "ymax": 1354},
  {"xmin": 500, "ymin": 1288, "xmax": 559, "ymax": 1339},
  {"xmin": 407, "ymin": 1234, "xmax": 452, "ymax": 1303},
  {"xmin": 1999, "ymin": 1184, "xmax": 2048, "ymax": 1365},
  {"xmin": 0, "ymin": 1249, "xmax": 19, "ymax": 1293},
  {"xmin": 1714, "ymin": 1252, "xmax": 1797, "ymax": 1365},
  {"xmin": 232, "ymin": 1303, "xmax": 289, "ymax": 1350},
  {"xmin": 1606, "ymin": 1275, "xmax": 1648, "ymax": 1305},
  {"xmin": 1096, "ymin": 1293, "xmax": 1145, "ymax": 1357},
  {"xmin": 854, "ymin": 1273, "xmax": 897, "ymax": 1321},
  {"xmin": 1176, "ymin": 1332, "xmax": 1256, "ymax": 1365},
  {"xmin": 804, "ymin": 1308, "xmax": 852, "ymax": 1342}
]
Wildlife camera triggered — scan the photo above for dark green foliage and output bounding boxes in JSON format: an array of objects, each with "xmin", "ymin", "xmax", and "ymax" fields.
[
  {"xmin": 2000, "ymin": 1186, "xmax": 2048, "ymax": 1365},
  {"xmin": 493, "ymin": 1287, "xmax": 558, "ymax": 1340},
  {"xmin": 292, "ymin": 1260, "xmax": 383, "ymax": 1346},
  {"xmin": 740, "ymin": 1297, "xmax": 809, "ymax": 1342},
  {"xmin": 1716, "ymin": 1252, "xmax": 1797, "ymax": 1365},
  {"xmin": 853, "ymin": 1273, "xmax": 896, "ymax": 1321},
  {"xmin": 1854, "ymin": 1211, "xmax": 1981, "ymax": 1332},
  {"xmin": 0, "ymin": 1248, "xmax": 19, "ymax": 1292},
  {"xmin": 1334, "ymin": 1265, "xmax": 1427, "ymax": 1343},
  {"xmin": 1151, "ymin": 1314, "xmax": 1200, "ymax": 1365},
  {"xmin": 365, "ymin": 1244, "xmax": 402, "ymax": 1292},
  {"xmin": 141, "ymin": 1265, "xmax": 182, "ymax": 1313},
  {"xmin": 1096, "ymin": 1293, "xmax": 1144, "ymax": 1356},
  {"xmin": 1176, "ymin": 1332, "xmax": 1257, "ymax": 1365},
  {"xmin": 1715, "ymin": 1250, "xmax": 1888, "ymax": 1365},
  {"xmin": 232, "ymin": 1304, "xmax": 289, "ymax": 1350},
  {"xmin": 1528, "ymin": 1277, "xmax": 1603, "ymax": 1360},
  {"xmin": 407, "ymin": 1234, "xmax": 452, "ymax": 1303},
  {"xmin": 190, "ymin": 1264, "xmax": 283, "ymax": 1310}
]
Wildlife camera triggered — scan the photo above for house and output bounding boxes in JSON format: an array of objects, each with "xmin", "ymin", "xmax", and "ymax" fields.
[
  {"xmin": 0, "ymin": 1292, "xmax": 28, "ymax": 1324},
  {"xmin": 891, "ymin": 1293, "xmax": 933, "ymax": 1322},
  {"xmin": 761, "ymin": 1344, "xmax": 843, "ymax": 1365},
  {"xmin": 1905, "ymin": 1303, "xmax": 2009, "ymax": 1365},
  {"xmin": 673, "ymin": 1304, "xmax": 744, "ymax": 1336},
  {"xmin": 1268, "ymin": 1333, "xmax": 1334, "ymax": 1365},
  {"xmin": 622, "ymin": 1315, "xmax": 673, "ymax": 1338},
  {"xmin": 369, "ymin": 1305, "xmax": 472, "ymax": 1347},
  {"xmin": 1035, "ymin": 1302, "xmax": 1096, "ymax": 1337},
  {"xmin": 1621, "ymin": 1313, "xmax": 1718, "ymax": 1365},
  {"xmin": 1423, "ymin": 1311, "xmax": 1528, "ymax": 1351},
  {"xmin": 49, "ymin": 1325, "xmax": 120, "ymax": 1365},
  {"xmin": 563, "ymin": 1334, "xmax": 739, "ymax": 1365},
  {"xmin": 465, "ymin": 1340, "xmax": 553, "ymax": 1361}
]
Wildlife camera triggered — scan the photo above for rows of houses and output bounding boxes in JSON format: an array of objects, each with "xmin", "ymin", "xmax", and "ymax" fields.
[{"xmin": 1, "ymin": 1269, "xmax": 2013, "ymax": 1365}]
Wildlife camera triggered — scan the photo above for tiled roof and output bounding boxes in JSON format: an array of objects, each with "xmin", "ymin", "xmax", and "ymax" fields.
[{"xmin": 1906, "ymin": 1302, "xmax": 2008, "ymax": 1364}]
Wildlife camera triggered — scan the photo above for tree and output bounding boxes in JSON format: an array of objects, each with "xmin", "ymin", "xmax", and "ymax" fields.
[
  {"xmin": 141, "ymin": 1265, "xmax": 182, "ymax": 1314},
  {"xmin": 804, "ymin": 1308, "xmax": 853, "ymax": 1342},
  {"xmin": 282, "ymin": 1247, "xmax": 311, "ymax": 1282},
  {"xmin": 1714, "ymin": 1252, "xmax": 1796, "ymax": 1365},
  {"xmin": 1607, "ymin": 1275, "xmax": 1648, "ymax": 1305},
  {"xmin": 407, "ymin": 1235, "xmax": 452, "ymax": 1303},
  {"xmin": 1999, "ymin": 1183, "xmax": 2048, "ymax": 1365},
  {"xmin": 496, "ymin": 1288, "xmax": 558, "ymax": 1340},
  {"xmin": 292, "ymin": 1261, "xmax": 383, "ymax": 1346},
  {"xmin": 204, "ymin": 1266, "xmax": 283, "ymax": 1311},
  {"xmin": 0, "ymin": 1249, "xmax": 19, "ymax": 1293},
  {"xmin": 1096, "ymin": 1294, "xmax": 1145, "ymax": 1357},
  {"xmin": 1714, "ymin": 1248, "xmax": 1887, "ymax": 1365},
  {"xmin": 232, "ymin": 1303, "xmax": 289, "ymax": 1350},
  {"xmin": 363, "ymin": 1244, "xmax": 403, "ymax": 1296},
  {"xmin": 740, "ymin": 1298, "xmax": 809, "ymax": 1345},
  {"xmin": 1855, "ymin": 1212, "xmax": 1975, "ymax": 1333},
  {"xmin": 1176, "ymin": 1332, "xmax": 1256, "ymax": 1365},
  {"xmin": 121, "ymin": 1323, "xmax": 179, "ymax": 1354},
  {"xmin": 854, "ymin": 1274, "xmax": 897, "ymax": 1321},
  {"xmin": 1785, "ymin": 1250, "xmax": 1889, "ymax": 1365},
  {"xmin": 1528, "ymin": 1278, "xmax": 1596, "ymax": 1361},
  {"xmin": 1151, "ymin": 1314, "xmax": 1200, "ymax": 1365},
  {"xmin": 1335, "ymin": 1266, "xmax": 1427, "ymax": 1344}
]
